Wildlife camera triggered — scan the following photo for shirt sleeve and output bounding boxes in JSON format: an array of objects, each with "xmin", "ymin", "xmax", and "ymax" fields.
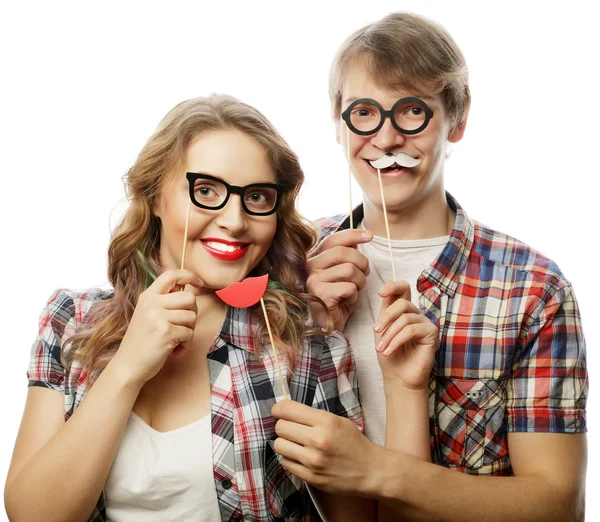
[
  {"xmin": 506, "ymin": 283, "xmax": 588, "ymax": 432},
  {"xmin": 311, "ymin": 331, "xmax": 365, "ymax": 433},
  {"xmin": 27, "ymin": 289, "xmax": 75, "ymax": 393}
]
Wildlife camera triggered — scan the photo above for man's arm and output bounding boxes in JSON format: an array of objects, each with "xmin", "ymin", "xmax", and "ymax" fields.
[
  {"xmin": 273, "ymin": 405, "xmax": 586, "ymax": 522},
  {"xmin": 375, "ymin": 432, "xmax": 587, "ymax": 521},
  {"xmin": 308, "ymin": 486, "xmax": 377, "ymax": 522}
]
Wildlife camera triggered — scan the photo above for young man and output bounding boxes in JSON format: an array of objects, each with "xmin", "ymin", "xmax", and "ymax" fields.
[{"xmin": 272, "ymin": 12, "xmax": 588, "ymax": 521}]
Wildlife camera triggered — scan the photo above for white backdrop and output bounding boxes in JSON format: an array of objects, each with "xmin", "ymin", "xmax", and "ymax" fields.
[{"xmin": 1, "ymin": 1, "xmax": 598, "ymax": 519}]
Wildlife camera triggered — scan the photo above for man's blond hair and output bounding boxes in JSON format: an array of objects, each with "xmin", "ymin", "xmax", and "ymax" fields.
[{"xmin": 329, "ymin": 12, "xmax": 470, "ymax": 133}]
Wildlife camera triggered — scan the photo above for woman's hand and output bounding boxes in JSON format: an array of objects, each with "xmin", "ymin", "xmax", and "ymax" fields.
[{"xmin": 111, "ymin": 269, "xmax": 203, "ymax": 387}]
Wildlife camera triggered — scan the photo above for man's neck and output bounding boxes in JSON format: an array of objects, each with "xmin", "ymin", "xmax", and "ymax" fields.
[{"xmin": 362, "ymin": 189, "xmax": 455, "ymax": 241}]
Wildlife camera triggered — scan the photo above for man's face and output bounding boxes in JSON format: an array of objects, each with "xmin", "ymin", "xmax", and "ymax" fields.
[{"xmin": 336, "ymin": 58, "xmax": 466, "ymax": 213}]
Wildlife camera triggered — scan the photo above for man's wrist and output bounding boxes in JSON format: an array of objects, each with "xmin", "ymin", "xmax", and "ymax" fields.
[
  {"xmin": 383, "ymin": 379, "xmax": 429, "ymax": 401},
  {"xmin": 362, "ymin": 446, "xmax": 408, "ymax": 501}
]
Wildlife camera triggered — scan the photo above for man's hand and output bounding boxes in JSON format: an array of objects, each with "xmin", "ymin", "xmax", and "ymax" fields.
[
  {"xmin": 307, "ymin": 229, "xmax": 372, "ymax": 331},
  {"xmin": 374, "ymin": 280, "xmax": 438, "ymax": 390},
  {"xmin": 272, "ymin": 400, "xmax": 380, "ymax": 496}
]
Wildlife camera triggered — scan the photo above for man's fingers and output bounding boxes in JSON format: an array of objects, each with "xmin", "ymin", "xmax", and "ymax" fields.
[
  {"xmin": 279, "ymin": 456, "xmax": 314, "ymax": 483},
  {"xmin": 309, "ymin": 245, "xmax": 370, "ymax": 275},
  {"xmin": 341, "ymin": 290, "xmax": 360, "ymax": 306},
  {"xmin": 272, "ymin": 399, "xmax": 329, "ymax": 427},
  {"xmin": 375, "ymin": 312, "xmax": 422, "ymax": 351},
  {"xmin": 378, "ymin": 280, "xmax": 411, "ymax": 301},
  {"xmin": 309, "ymin": 262, "xmax": 367, "ymax": 289},
  {"xmin": 275, "ymin": 419, "xmax": 313, "ymax": 446},
  {"xmin": 381, "ymin": 322, "xmax": 437, "ymax": 357},
  {"xmin": 273, "ymin": 434, "xmax": 311, "ymax": 463},
  {"xmin": 374, "ymin": 298, "xmax": 421, "ymax": 332},
  {"xmin": 309, "ymin": 282, "xmax": 359, "ymax": 309},
  {"xmin": 314, "ymin": 228, "xmax": 373, "ymax": 254}
]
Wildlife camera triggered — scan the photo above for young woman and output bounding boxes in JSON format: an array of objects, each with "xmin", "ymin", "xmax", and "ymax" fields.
[{"xmin": 4, "ymin": 95, "xmax": 368, "ymax": 522}]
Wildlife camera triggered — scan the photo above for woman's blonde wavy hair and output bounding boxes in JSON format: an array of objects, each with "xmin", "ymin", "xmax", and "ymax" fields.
[{"xmin": 64, "ymin": 95, "xmax": 327, "ymax": 382}]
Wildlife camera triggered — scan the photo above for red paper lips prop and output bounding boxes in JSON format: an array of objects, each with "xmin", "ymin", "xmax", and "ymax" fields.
[{"xmin": 215, "ymin": 274, "xmax": 269, "ymax": 308}]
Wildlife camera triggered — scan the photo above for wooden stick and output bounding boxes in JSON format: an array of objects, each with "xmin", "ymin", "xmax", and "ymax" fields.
[
  {"xmin": 377, "ymin": 168, "xmax": 397, "ymax": 281},
  {"xmin": 260, "ymin": 297, "xmax": 288, "ymax": 401},
  {"xmin": 180, "ymin": 198, "xmax": 192, "ymax": 271},
  {"xmin": 175, "ymin": 198, "xmax": 193, "ymax": 294},
  {"xmin": 346, "ymin": 124, "xmax": 354, "ymax": 229}
]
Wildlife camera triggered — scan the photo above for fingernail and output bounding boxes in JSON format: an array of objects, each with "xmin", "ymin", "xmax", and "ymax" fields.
[
  {"xmin": 361, "ymin": 231, "xmax": 373, "ymax": 240},
  {"xmin": 383, "ymin": 348, "xmax": 392, "ymax": 356},
  {"xmin": 376, "ymin": 341, "xmax": 386, "ymax": 352},
  {"xmin": 373, "ymin": 323, "xmax": 383, "ymax": 332}
]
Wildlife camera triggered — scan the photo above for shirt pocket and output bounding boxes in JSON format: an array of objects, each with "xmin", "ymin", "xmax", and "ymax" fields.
[
  {"xmin": 264, "ymin": 440, "xmax": 305, "ymax": 521},
  {"xmin": 434, "ymin": 378, "xmax": 509, "ymax": 471}
]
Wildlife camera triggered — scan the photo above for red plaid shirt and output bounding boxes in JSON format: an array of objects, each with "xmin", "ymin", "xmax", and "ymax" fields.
[
  {"xmin": 316, "ymin": 193, "xmax": 587, "ymax": 475},
  {"xmin": 28, "ymin": 289, "xmax": 363, "ymax": 521}
]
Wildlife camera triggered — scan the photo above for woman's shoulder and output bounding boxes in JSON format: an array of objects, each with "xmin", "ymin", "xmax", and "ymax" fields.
[
  {"xmin": 39, "ymin": 287, "xmax": 114, "ymax": 338},
  {"xmin": 28, "ymin": 287, "xmax": 113, "ymax": 393}
]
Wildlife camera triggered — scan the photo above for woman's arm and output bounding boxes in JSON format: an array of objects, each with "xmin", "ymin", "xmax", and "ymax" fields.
[
  {"xmin": 4, "ymin": 360, "xmax": 142, "ymax": 522},
  {"xmin": 6, "ymin": 271, "xmax": 202, "ymax": 522}
]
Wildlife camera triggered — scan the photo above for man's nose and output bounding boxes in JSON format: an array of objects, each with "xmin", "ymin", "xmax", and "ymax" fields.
[{"xmin": 370, "ymin": 117, "xmax": 406, "ymax": 152}]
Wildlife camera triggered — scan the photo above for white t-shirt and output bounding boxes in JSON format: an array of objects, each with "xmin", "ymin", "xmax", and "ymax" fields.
[
  {"xmin": 344, "ymin": 223, "xmax": 448, "ymax": 446},
  {"xmin": 104, "ymin": 412, "xmax": 221, "ymax": 522}
]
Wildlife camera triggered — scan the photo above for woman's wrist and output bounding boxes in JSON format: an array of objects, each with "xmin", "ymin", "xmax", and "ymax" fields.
[{"xmin": 105, "ymin": 354, "xmax": 146, "ymax": 395}]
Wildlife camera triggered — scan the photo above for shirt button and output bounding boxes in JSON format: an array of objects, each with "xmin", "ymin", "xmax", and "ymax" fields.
[{"xmin": 221, "ymin": 478, "xmax": 232, "ymax": 489}]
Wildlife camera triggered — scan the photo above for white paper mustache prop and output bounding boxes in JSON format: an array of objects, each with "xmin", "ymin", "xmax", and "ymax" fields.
[{"xmin": 369, "ymin": 152, "xmax": 422, "ymax": 169}]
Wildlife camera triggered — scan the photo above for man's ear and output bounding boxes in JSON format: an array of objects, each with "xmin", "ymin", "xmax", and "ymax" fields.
[
  {"xmin": 335, "ymin": 119, "xmax": 341, "ymax": 145},
  {"xmin": 448, "ymin": 103, "xmax": 470, "ymax": 143}
]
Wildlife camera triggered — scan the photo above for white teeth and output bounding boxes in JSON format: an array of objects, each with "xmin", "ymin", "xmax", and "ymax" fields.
[{"xmin": 205, "ymin": 241, "xmax": 243, "ymax": 252}]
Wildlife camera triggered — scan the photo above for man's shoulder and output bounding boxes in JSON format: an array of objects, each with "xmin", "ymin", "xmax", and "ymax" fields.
[{"xmin": 470, "ymin": 220, "xmax": 568, "ymax": 289}]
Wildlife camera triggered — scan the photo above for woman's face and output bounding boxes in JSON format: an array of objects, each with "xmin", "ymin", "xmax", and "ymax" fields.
[{"xmin": 154, "ymin": 128, "xmax": 278, "ymax": 290}]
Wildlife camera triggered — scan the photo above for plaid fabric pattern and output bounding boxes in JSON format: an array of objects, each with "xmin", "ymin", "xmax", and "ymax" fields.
[
  {"xmin": 28, "ymin": 289, "xmax": 363, "ymax": 521},
  {"xmin": 315, "ymin": 193, "xmax": 587, "ymax": 476}
]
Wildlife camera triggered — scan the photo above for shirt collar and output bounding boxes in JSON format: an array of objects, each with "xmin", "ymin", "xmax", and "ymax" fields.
[
  {"xmin": 335, "ymin": 192, "xmax": 474, "ymax": 297},
  {"xmin": 209, "ymin": 305, "xmax": 257, "ymax": 354},
  {"xmin": 417, "ymin": 194, "xmax": 474, "ymax": 297}
]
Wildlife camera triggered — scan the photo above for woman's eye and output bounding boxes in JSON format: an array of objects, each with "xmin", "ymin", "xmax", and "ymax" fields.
[
  {"xmin": 247, "ymin": 192, "xmax": 266, "ymax": 203},
  {"xmin": 195, "ymin": 184, "xmax": 220, "ymax": 199}
]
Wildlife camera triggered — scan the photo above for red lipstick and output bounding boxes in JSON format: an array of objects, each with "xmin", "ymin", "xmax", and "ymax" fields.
[{"xmin": 201, "ymin": 238, "xmax": 250, "ymax": 262}]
